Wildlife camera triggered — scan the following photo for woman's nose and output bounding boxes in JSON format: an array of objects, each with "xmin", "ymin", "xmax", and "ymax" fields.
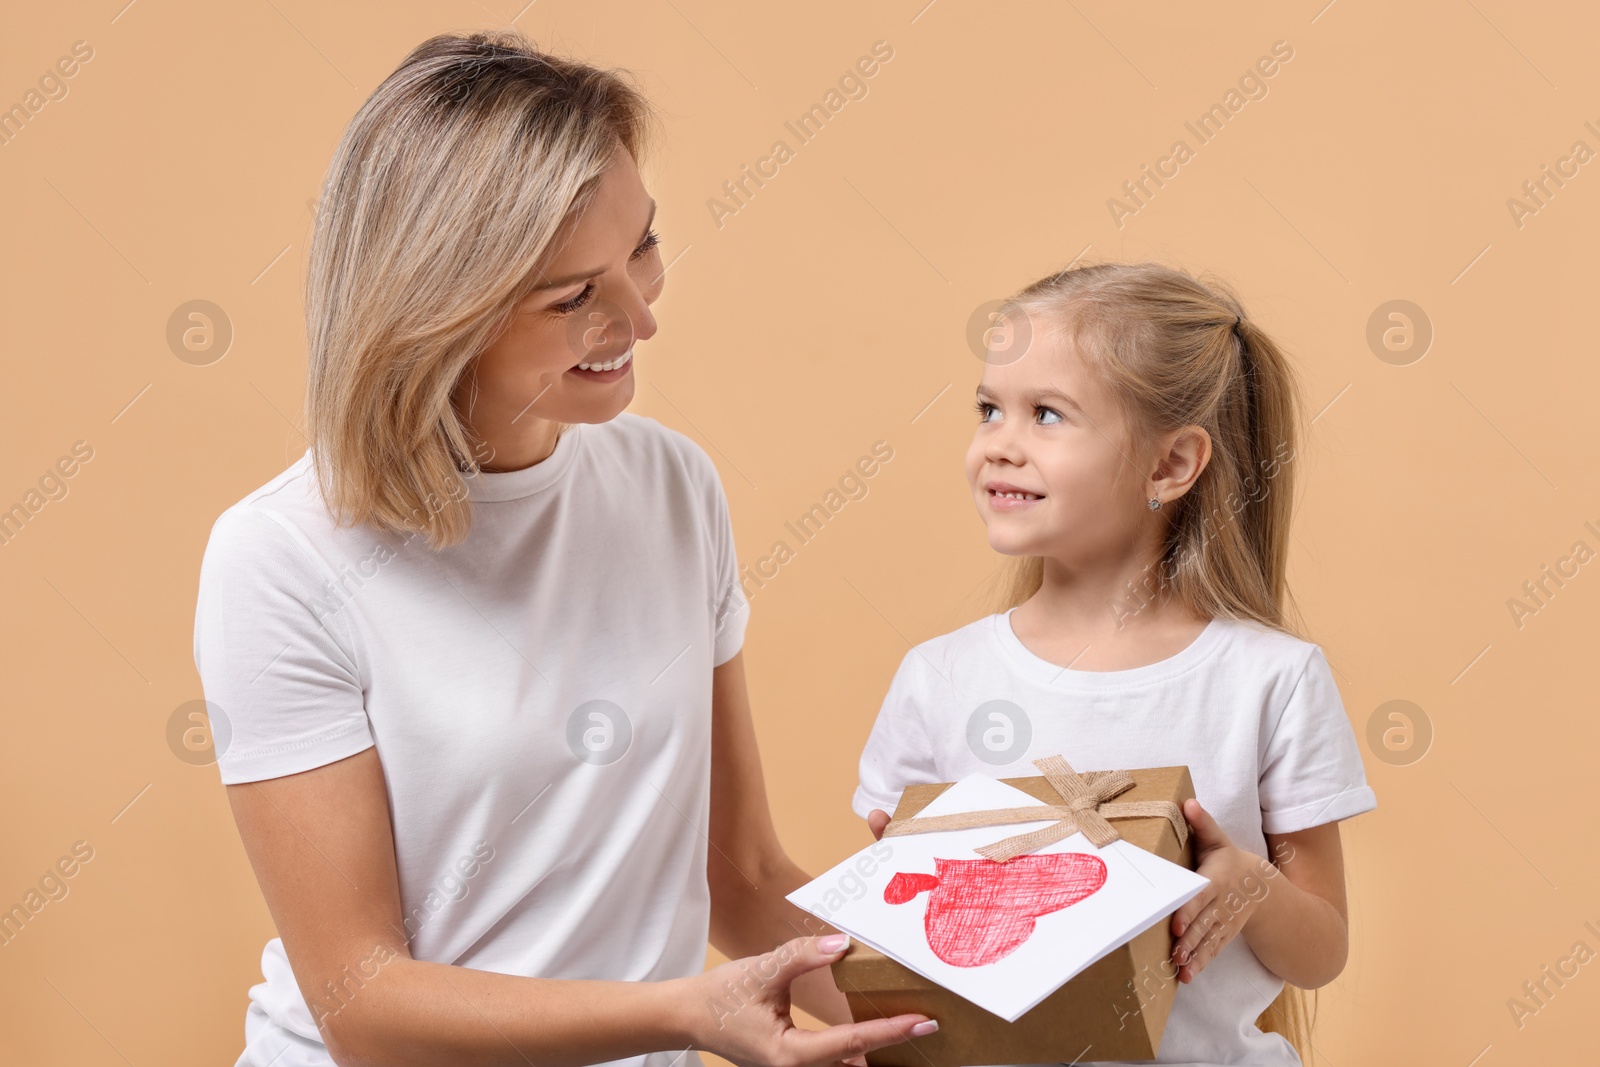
[
  {"xmin": 631, "ymin": 300, "xmax": 658, "ymax": 343},
  {"xmin": 583, "ymin": 288, "xmax": 656, "ymax": 353},
  {"xmin": 612, "ymin": 278, "xmax": 658, "ymax": 344}
]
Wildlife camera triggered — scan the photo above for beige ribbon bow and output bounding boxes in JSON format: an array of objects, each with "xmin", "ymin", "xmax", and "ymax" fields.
[{"xmin": 880, "ymin": 755, "xmax": 1190, "ymax": 863}]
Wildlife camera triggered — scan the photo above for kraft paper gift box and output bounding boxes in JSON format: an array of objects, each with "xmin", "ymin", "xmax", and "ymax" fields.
[{"xmin": 829, "ymin": 762, "xmax": 1197, "ymax": 1066}]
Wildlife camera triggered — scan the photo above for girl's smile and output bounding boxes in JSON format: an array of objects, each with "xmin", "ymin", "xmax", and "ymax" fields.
[{"xmin": 984, "ymin": 479, "xmax": 1046, "ymax": 511}]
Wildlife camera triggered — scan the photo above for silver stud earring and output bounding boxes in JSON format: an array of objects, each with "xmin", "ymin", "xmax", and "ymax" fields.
[{"xmin": 1147, "ymin": 497, "xmax": 1161, "ymax": 511}]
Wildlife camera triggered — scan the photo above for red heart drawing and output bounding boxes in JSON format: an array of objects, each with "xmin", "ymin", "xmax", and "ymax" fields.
[{"xmin": 884, "ymin": 853, "xmax": 1108, "ymax": 967}]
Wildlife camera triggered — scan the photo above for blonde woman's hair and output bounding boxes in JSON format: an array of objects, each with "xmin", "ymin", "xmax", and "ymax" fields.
[
  {"xmin": 303, "ymin": 29, "xmax": 658, "ymax": 548},
  {"xmin": 988, "ymin": 261, "xmax": 1317, "ymax": 1060}
]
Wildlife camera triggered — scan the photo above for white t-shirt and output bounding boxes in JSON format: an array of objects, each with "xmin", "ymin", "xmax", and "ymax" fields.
[
  {"xmin": 193, "ymin": 412, "xmax": 748, "ymax": 1067},
  {"xmin": 852, "ymin": 609, "xmax": 1376, "ymax": 1067}
]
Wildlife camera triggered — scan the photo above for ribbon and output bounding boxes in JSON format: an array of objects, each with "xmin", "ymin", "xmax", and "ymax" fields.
[{"xmin": 880, "ymin": 755, "xmax": 1190, "ymax": 863}]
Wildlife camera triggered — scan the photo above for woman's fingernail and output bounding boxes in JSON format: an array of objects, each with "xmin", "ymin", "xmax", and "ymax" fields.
[
  {"xmin": 817, "ymin": 934, "xmax": 850, "ymax": 954},
  {"xmin": 909, "ymin": 1020, "xmax": 939, "ymax": 1037}
]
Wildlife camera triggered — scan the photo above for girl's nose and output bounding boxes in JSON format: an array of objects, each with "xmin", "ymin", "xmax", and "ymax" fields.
[{"xmin": 984, "ymin": 423, "xmax": 1026, "ymax": 465}]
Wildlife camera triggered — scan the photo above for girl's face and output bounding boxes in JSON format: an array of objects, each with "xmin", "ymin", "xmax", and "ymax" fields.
[
  {"xmin": 964, "ymin": 324, "xmax": 1156, "ymax": 565},
  {"xmin": 453, "ymin": 145, "xmax": 664, "ymax": 469}
]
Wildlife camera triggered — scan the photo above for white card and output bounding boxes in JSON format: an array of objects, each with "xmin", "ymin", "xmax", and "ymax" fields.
[{"xmin": 790, "ymin": 774, "xmax": 1209, "ymax": 1022}]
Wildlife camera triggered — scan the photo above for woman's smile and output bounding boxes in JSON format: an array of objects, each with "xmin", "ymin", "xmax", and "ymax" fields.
[{"xmin": 569, "ymin": 346, "xmax": 634, "ymax": 381}]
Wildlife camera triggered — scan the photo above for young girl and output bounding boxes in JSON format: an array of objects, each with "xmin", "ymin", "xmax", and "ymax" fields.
[{"xmin": 853, "ymin": 262, "xmax": 1376, "ymax": 1065}]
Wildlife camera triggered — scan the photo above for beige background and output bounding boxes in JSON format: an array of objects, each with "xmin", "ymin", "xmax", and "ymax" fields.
[{"xmin": 2, "ymin": 1, "xmax": 1595, "ymax": 1063}]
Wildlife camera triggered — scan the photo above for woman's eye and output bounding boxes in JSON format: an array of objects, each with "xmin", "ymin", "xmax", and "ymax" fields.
[
  {"xmin": 1036, "ymin": 406, "xmax": 1063, "ymax": 425},
  {"xmin": 551, "ymin": 282, "xmax": 595, "ymax": 315},
  {"xmin": 631, "ymin": 228, "xmax": 661, "ymax": 261},
  {"xmin": 552, "ymin": 232, "xmax": 660, "ymax": 314}
]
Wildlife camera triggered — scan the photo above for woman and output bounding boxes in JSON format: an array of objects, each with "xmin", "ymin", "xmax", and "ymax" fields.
[{"xmin": 192, "ymin": 30, "xmax": 934, "ymax": 1067}]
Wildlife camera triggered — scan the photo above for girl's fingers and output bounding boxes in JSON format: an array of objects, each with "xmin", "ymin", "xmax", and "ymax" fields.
[
  {"xmin": 1173, "ymin": 902, "xmax": 1219, "ymax": 963},
  {"xmin": 1183, "ymin": 799, "xmax": 1231, "ymax": 851},
  {"xmin": 1172, "ymin": 886, "xmax": 1216, "ymax": 938},
  {"xmin": 867, "ymin": 810, "xmax": 891, "ymax": 842},
  {"xmin": 1182, "ymin": 915, "xmax": 1231, "ymax": 977},
  {"xmin": 785, "ymin": 1014, "xmax": 936, "ymax": 1066}
]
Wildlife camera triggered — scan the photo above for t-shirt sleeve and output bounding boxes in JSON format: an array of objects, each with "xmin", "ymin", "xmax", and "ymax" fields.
[
  {"xmin": 699, "ymin": 450, "xmax": 748, "ymax": 668},
  {"xmin": 1257, "ymin": 647, "xmax": 1377, "ymax": 835},
  {"xmin": 852, "ymin": 649, "xmax": 940, "ymax": 819},
  {"xmin": 192, "ymin": 506, "xmax": 375, "ymax": 785}
]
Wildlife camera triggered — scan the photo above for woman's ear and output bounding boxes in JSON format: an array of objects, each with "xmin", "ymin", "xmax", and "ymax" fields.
[{"xmin": 1150, "ymin": 424, "xmax": 1212, "ymax": 503}]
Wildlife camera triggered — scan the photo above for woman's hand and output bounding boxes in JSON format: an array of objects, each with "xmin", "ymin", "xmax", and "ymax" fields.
[
  {"xmin": 680, "ymin": 933, "xmax": 936, "ymax": 1067},
  {"xmin": 1169, "ymin": 798, "xmax": 1278, "ymax": 983}
]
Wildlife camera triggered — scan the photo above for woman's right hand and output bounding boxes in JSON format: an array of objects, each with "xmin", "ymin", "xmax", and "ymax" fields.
[{"xmin": 679, "ymin": 933, "xmax": 936, "ymax": 1067}]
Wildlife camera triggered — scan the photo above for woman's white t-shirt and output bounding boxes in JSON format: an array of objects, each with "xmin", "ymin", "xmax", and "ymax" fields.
[
  {"xmin": 193, "ymin": 413, "xmax": 748, "ymax": 1067},
  {"xmin": 852, "ymin": 610, "xmax": 1376, "ymax": 1067}
]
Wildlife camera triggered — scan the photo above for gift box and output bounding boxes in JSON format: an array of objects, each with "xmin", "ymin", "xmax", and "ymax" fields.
[{"xmin": 829, "ymin": 762, "xmax": 1197, "ymax": 1066}]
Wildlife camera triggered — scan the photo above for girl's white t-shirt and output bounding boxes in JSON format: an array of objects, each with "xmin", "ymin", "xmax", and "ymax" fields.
[
  {"xmin": 193, "ymin": 412, "xmax": 748, "ymax": 1067},
  {"xmin": 852, "ymin": 610, "xmax": 1377, "ymax": 1067}
]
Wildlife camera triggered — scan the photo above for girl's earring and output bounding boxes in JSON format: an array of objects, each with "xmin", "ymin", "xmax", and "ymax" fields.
[{"xmin": 1147, "ymin": 496, "xmax": 1162, "ymax": 511}]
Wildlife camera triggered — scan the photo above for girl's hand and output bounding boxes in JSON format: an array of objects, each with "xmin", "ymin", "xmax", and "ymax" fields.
[
  {"xmin": 1170, "ymin": 798, "xmax": 1275, "ymax": 983},
  {"xmin": 682, "ymin": 933, "xmax": 937, "ymax": 1067},
  {"xmin": 866, "ymin": 810, "xmax": 891, "ymax": 841}
]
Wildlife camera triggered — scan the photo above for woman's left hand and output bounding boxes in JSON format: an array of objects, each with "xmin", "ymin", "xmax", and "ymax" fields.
[{"xmin": 1169, "ymin": 798, "xmax": 1275, "ymax": 983}]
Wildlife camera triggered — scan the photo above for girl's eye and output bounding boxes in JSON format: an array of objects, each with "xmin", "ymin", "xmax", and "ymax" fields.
[
  {"xmin": 551, "ymin": 282, "xmax": 595, "ymax": 315},
  {"xmin": 974, "ymin": 399, "xmax": 998, "ymax": 422},
  {"xmin": 1036, "ymin": 406, "xmax": 1063, "ymax": 425},
  {"xmin": 631, "ymin": 228, "xmax": 661, "ymax": 261}
]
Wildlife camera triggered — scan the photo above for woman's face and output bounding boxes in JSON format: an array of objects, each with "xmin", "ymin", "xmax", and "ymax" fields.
[
  {"xmin": 454, "ymin": 145, "xmax": 663, "ymax": 470},
  {"xmin": 963, "ymin": 324, "xmax": 1155, "ymax": 566}
]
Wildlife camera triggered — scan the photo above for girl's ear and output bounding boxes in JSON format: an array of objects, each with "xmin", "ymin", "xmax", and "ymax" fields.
[{"xmin": 1150, "ymin": 424, "xmax": 1212, "ymax": 502}]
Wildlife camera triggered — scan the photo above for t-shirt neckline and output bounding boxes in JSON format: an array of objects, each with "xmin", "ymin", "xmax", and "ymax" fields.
[
  {"xmin": 463, "ymin": 424, "xmax": 584, "ymax": 502},
  {"xmin": 989, "ymin": 606, "xmax": 1227, "ymax": 689}
]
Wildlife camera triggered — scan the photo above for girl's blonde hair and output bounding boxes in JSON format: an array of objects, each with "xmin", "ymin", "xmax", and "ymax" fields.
[
  {"xmin": 304, "ymin": 29, "xmax": 658, "ymax": 548},
  {"xmin": 989, "ymin": 261, "xmax": 1317, "ymax": 1061}
]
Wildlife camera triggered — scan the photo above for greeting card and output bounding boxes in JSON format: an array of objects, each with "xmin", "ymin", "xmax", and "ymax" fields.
[{"xmin": 789, "ymin": 773, "xmax": 1209, "ymax": 1022}]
